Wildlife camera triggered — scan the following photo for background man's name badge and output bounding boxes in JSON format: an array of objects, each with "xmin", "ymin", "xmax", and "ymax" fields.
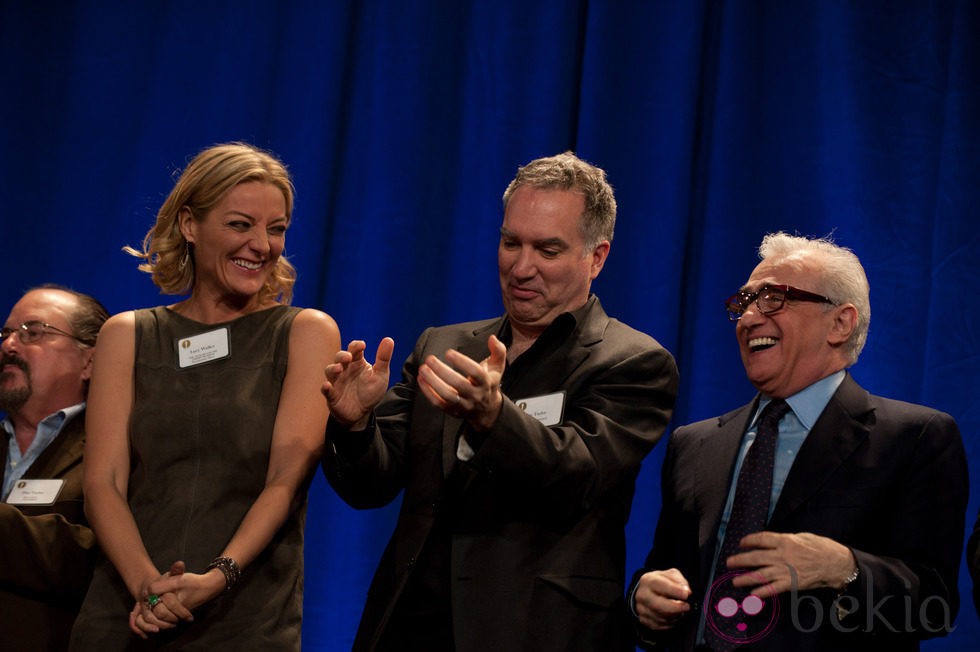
[
  {"xmin": 7, "ymin": 478, "xmax": 64, "ymax": 505},
  {"xmin": 515, "ymin": 391, "xmax": 565, "ymax": 426},
  {"xmin": 177, "ymin": 327, "xmax": 231, "ymax": 368}
]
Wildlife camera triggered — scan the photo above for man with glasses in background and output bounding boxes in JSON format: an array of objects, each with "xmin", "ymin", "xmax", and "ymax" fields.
[
  {"xmin": 0, "ymin": 285, "xmax": 108, "ymax": 651},
  {"xmin": 629, "ymin": 232, "xmax": 968, "ymax": 651}
]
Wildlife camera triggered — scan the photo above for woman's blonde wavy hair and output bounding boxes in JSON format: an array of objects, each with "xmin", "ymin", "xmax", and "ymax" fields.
[{"xmin": 125, "ymin": 142, "xmax": 297, "ymax": 304}]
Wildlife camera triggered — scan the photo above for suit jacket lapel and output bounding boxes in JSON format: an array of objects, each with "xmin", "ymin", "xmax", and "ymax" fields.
[
  {"xmin": 770, "ymin": 374, "xmax": 872, "ymax": 524},
  {"xmin": 0, "ymin": 423, "xmax": 7, "ymax": 474},
  {"xmin": 24, "ymin": 414, "xmax": 86, "ymax": 480},
  {"xmin": 696, "ymin": 403, "xmax": 755, "ymax": 566}
]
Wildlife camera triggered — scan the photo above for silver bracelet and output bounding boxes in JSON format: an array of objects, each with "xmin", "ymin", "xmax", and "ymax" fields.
[
  {"xmin": 835, "ymin": 565, "xmax": 861, "ymax": 621},
  {"xmin": 206, "ymin": 556, "xmax": 241, "ymax": 592}
]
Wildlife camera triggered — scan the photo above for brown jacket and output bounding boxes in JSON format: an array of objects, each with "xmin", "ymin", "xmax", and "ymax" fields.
[{"xmin": 0, "ymin": 412, "xmax": 95, "ymax": 652}]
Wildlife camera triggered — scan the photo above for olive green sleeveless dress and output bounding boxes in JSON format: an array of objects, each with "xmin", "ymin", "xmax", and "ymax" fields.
[{"xmin": 71, "ymin": 305, "xmax": 309, "ymax": 650}]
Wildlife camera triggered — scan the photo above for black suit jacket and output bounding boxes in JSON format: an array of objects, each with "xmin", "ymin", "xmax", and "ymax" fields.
[
  {"xmin": 323, "ymin": 297, "xmax": 678, "ymax": 651},
  {"xmin": 966, "ymin": 509, "xmax": 980, "ymax": 620},
  {"xmin": 631, "ymin": 374, "xmax": 968, "ymax": 652},
  {"xmin": 0, "ymin": 412, "xmax": 96, "ymax": 652}
]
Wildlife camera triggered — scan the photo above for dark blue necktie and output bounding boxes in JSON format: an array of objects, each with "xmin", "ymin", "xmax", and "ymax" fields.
[{"xmin": 704, "ymin": 399, "xmax": 790, "ymax": 651}]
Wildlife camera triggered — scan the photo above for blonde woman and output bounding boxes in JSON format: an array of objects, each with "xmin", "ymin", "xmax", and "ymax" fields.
[{"xmin": 71, "ymin": 143, "xmax": 339, "ymax": 649}]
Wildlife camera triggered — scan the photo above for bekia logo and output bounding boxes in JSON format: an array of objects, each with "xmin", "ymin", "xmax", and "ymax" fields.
[
  {"xmin": 705, "ymin": 570, "xmax": 779, "ymax": 646},
  {"xmin": 702, "ymin": 564, "xmax": 955, "ymax": 644}
]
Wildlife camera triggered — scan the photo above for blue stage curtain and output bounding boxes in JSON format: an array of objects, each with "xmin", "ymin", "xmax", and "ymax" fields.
[{"xmin": 2, "ymin": 2, "xmax": 977, "ymax": 649}]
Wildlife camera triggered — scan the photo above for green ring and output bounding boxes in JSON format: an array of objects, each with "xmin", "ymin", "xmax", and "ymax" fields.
[{"xmin": 147, "ymin": 594, "xmax": 161, "ymax": 607}]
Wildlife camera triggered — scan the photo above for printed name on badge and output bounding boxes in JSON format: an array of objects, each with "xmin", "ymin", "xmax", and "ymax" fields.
[
  {"xmin": 7, "ymin": 478, "xmax": 65, "ymax": 506},
  {"xmin": 514, "ymin": 391, "xmax": 565, "ymax": 426},
  {"xmin": 177, "ymin": 327, "xmax": 231, "ymax": 368}
]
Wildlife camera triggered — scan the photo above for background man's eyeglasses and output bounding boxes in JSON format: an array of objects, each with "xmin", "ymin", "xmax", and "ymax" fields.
[
  {"xmin": 0, "ymin": 321, "xmax": 89, "ymax": 346},
  {"xmin": 725, "ymin": 284, "xmax": 837, "ymax": 321}
]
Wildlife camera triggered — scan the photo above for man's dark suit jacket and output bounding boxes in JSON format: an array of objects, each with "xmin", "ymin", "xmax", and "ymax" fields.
[
  {"xmin": 631, "ymin": 373, "xmax": 968, "ymax": 652},
  {"xmin": 966, "ymin": 509, "xmax": 980, "ymax": 620},
  {"xmin": 323, "ymin": 297, "xmax": 678, "ymax": 651},
  {"xmin": 0, "ymin": 413, "xmax": 96, "ymax": 651}
]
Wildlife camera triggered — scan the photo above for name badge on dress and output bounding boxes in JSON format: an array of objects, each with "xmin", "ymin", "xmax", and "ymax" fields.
[
  {"xmin": 514, "ymin": 391, "xmax": 565, "ymax": 426},
  {"xmin": 6, "ymin": 478, "xmax": 65, "ymax": 505},
  {"xmin": 177, "ymin": 327, "xmax": 231, "ymax": 368}
]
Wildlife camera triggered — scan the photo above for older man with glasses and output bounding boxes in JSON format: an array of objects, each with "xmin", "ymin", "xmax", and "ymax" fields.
[
  {"xmin": 628, "ymin": 232, "xmax": 968, "ymax": 652},
  {"xmin": 0, "ymin": 284, "xmax": 108, "ymax": 651}
]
